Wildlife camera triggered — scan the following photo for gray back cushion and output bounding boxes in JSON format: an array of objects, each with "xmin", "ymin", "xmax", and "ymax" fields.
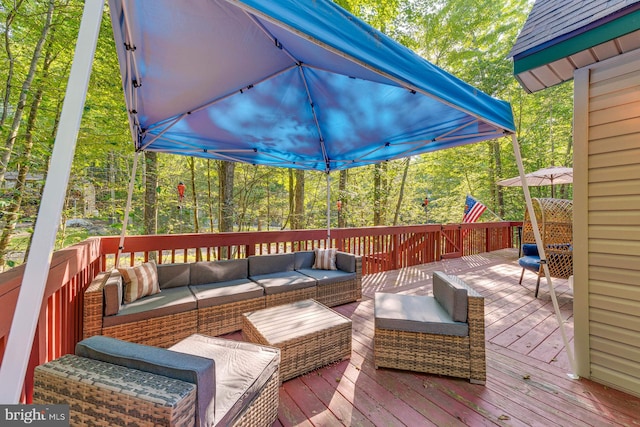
[
  {"xmin": 433, "ymin": 271, "xmax": 468, "ymax": 322},
  {"xmin": 335, "ymin": 252, "xmax": 356, "ymax": 272},
  {"xmin": 294, "ymin": 251, "xmax": 315, "ymax": 269},
  {"xmin": 76, "ymin": 335, "xmax": 215, "ymax": 427},
  {"xmin": 249, "ymin": 253, "xmax": 295, "ymax": 276},
  {"xmin": 103, "ymin": 270, "xmax": 123, "ymax": 316},
  {"xmin": 190, "ymin": 259, "xmax": 248, "ymax": 285},
  {"xmin": 157, "ymin": 263, "xmax": 191, "ymax": 289}
]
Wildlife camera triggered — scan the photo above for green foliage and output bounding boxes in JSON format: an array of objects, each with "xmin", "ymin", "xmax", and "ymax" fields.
[{"xmin": 0, "ymin": 0, "xmax": 575, "ymax": 267}]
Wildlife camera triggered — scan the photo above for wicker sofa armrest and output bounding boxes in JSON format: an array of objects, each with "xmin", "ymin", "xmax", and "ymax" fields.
[
  {"xmin": 466, "ymin": 291, "xmax": 486, "ymax": 384},
  {"xmin": 83, "ymin": 271, "xmax": 110, "ymax": 340},
  {"xmin": 354, "ymin": 255, "xmax": 362, "ymax": 298}
]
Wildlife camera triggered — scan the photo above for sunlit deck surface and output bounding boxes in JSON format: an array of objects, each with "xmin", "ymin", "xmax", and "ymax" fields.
[{"xmin": 228, "ymin": 248, "xmax": 640, "ymax": 426}]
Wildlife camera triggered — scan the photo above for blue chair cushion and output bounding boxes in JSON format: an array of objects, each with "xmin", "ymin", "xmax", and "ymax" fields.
[
  {"xmin": 521, "ymin": 244, "xmax": 539, "ymax": 256},
  {"xmin": 518, "ymin": 255, "xmax": 540, "ymax": 272}
]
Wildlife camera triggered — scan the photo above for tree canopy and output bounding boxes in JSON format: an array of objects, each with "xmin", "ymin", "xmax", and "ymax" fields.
[{"xmin": 0, "ymin": 0, "xmax": 573, "ymax": 268}]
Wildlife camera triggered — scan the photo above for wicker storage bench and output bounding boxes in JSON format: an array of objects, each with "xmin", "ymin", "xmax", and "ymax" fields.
[
  {"xmin": 374, "ymin": 271, "xmax": 486, "ymax": 384},
  {"xmin": 242, "ymin": 299, "xmax": 352, "ymax": 382},
  {"xmin": 34, "ymin": 335, "xmax": 280, "ymax": 427}
]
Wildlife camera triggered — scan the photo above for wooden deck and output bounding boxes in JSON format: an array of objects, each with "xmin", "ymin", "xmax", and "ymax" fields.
[{"xmin": 242, "ymin": 248, "xmax": 640, "ymax": 426}]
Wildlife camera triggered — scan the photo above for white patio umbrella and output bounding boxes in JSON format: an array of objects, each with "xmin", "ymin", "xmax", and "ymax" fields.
[{"xmin": 498, "ymin": 166, "xmax": 573, "ymax": 197}]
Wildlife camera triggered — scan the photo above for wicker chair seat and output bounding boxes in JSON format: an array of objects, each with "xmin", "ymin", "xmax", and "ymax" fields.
[{"xmin": 374, "ymin": 271, "xmax": 486, "ymax": 384}]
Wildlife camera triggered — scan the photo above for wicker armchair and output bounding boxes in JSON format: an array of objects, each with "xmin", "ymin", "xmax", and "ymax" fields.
[
  {"xmin": 518, "ymin": 198, "xmax": 573, "ymax": 297},
  {"xmin": 374, "ymin": 272, "xmax": 486, "ymax": 384}
]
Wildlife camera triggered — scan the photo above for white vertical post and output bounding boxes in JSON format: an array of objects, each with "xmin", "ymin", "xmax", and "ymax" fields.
[
  {"xmin": 511, "ymin": 134, "xmax": 578, "ymax": 379},
  {"xmin": 0, "ymin": 0, "xmax": 105, "ymax": 403},
  {"xmin": 115, "ymin": 151, "xmax": 140, "ymax": 268}
]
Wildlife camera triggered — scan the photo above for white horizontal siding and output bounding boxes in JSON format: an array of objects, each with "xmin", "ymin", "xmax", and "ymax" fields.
[{"xmin": 585, "ymin": 49, "xmax": 640, "ymax": 396}]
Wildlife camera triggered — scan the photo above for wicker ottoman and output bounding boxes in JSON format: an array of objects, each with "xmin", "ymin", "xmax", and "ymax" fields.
[{"xmin": 242, "ymin": 299, "xmax": 352, "ymax": 382}]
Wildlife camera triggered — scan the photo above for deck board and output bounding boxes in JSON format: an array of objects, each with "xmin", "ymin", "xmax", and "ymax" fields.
[{"xmin": 231, "ymin": 248, "xmax": 640, "ymax": 426}]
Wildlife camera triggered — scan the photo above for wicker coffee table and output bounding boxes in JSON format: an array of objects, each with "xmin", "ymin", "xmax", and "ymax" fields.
[{"xmin": 242, "ymin": 299, "xmax": 352, "ymax": 382}]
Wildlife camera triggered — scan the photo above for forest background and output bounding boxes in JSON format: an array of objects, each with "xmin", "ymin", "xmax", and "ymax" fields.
[{"xmin": 0, "ymin": 0, "xmax": 573, "ymax": 270}]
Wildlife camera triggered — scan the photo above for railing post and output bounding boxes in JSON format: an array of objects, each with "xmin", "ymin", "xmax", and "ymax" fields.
[
  {"xmin": 486, "ymin": 227, "xmax": 491, "ymax": 253},
  {"xmin": 393, "ymin": 234, "xmax": 400, "ymax": 270},
  {"xmin": 246, "ymin": 244, "xmax": 255, "ymax": 257}
]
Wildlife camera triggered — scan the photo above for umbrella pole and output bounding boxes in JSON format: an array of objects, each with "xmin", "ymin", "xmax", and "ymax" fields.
[{"xmin": 511, "ymin": 134, "xmax": 578, "ymax": 379}]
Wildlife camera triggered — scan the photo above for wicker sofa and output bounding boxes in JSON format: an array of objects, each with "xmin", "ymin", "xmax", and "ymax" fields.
[
  {"xmin": 84, "ymin": 250, "xmax": 362, "ymax": 348},
  {"xmin": 373, "ymin": 271, "xmax": 486, "ymax": 384},
  {"xmin": 33, "ymin": 334, "xmax": 280, "ymax": 426}
]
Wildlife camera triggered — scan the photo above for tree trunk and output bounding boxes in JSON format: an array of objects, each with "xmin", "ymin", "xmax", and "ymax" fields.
[
  {"xmin": 293, "ymin": 169, "xmax": 304, "ymax": 229},
  {"xmin": 0, "ymin": 95, "xmax": 38, "ymax": 269},
  {"xmin": 285, "ymin": 169, "xmax": 294, "ymax": 229},
  {"xmin": 188, "ymin": 157, "xmax": 199, "ymax": 233},
  {"xmin": 1, "ymin": 0, "xmax": 26, "ymax": 127},
  {"xmin": 338, "ymin": 170, "xmax": 347, "ymax": 228},
  {"xmin": 218, "ymin": 160, "xmax": 235, "ymax": 232},
  {"xmin": 207, "ymin": 159, "xmax": 215, "ymax": 232},
  {"xmin": 393, "ymin": 159, "xmax": 410, "ymax": 226},
  {"xmin": 373, "ymin": 164, "xmax": 382, "ymax": 225},
  {"xmin": 492, "ymin": 140, "xmax": 504, "ymax": 218},
  {"xmin": 143, "ymin": 151, "xmax": 158, "ymax": 238},
  {"xmin": 0, "ymin": 0, "xmax": 54, "ymax": 184},
  {"xmin": 4, "ymin": 13, "xmax": 56, "ymax": 266}
]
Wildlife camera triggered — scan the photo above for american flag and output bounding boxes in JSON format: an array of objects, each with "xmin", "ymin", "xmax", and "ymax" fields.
[{"xmin": 462, "ymin": 195, "xmax": 487, "ymax": 223}]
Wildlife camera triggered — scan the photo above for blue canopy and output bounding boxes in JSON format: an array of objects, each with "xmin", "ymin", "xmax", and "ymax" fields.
[{"xmin": 108, "ymin": 0, "xmax": 515, "ymax": 172}]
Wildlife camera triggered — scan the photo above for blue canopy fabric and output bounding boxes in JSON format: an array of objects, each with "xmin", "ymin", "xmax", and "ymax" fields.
[{"xmin": 108, "ymin": 0, "xmax": 515, "ymax": 172}]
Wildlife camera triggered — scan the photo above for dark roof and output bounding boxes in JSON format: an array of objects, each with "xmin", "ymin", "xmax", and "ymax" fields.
[
  {"xmin": 510, "ymin": 0, "xmax": 640, "ymax": 58},
  {"xmin": 510, "ymin": 0, "xmax": 640, "ymax": 92}
]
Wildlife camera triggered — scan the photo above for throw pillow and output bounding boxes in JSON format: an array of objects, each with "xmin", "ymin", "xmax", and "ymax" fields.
[
  {"xmin": 313, "ymin": 248, "xmax": 337, "ymax": 270},
  {"xmin": 118, "ymin": 260, "xmax": 160, "ymax": 304}
]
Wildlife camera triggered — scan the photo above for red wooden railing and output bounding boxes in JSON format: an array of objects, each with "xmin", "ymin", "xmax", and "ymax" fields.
[{"xmin": 0, "ymin": 222, "xmax": 519, "ymax": 401}]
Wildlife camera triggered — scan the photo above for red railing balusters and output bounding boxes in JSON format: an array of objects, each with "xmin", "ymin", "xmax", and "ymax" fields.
[{"xmin": 0, "ymin": 222, "xmax": 519, "ymax": 402}]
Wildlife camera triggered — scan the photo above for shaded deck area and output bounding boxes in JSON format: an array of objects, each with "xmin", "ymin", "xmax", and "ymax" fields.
[{"xmin": 252, "ymin": 248, "xmax": 639, "ymax": 426}]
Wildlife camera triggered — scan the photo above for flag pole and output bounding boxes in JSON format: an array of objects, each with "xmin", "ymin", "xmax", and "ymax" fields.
[{"xmin": 483, "ymin": 205, "xmax": 503, "ymax": 221}]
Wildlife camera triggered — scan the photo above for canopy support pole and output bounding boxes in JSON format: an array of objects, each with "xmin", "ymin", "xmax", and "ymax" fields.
[
  {"xmin": 510, "ymin": 134, "xmax": 578, "ymax": 379},
  {"xmin": 0, "ymin": 0, "xmax": 105, "ymax": 403},
  {"xmin": 115, "ymin": 151, "xmax": 140, "ymax": 268},
  {"xmin": 326, "ymin": 172, "xmax": 331, "ymax": 248}
]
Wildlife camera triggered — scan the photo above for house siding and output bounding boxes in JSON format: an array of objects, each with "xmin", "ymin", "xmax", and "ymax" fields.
[{"xmin": 574, "ymin": 48, "xmax": 640, "ymax": 397}]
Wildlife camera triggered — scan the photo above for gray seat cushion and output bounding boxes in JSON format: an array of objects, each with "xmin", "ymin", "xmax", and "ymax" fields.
[
  {"xmin": 191, "ymin": 259, "xmax": 249, "ymax": 285},
  {"xmin": 248, "ymin": 253, "xmax": 295, "ymax": 276},
  {"xmin": 433, "ymin": 271, "xmax": 468, "ymax": 322},
  {"xmin": 103, "ymin": 286, "xmax": 197, "ymax": 327},
  {"xmin": 374, "ymin": 293, "xmax": 468, "ymax": 337},
  {"xmin": 170, "ymin": 334, "xmax": 279, "ymax": 427},
  {"xmin": 157, "ymin": 263, "xmax": 192, "ymax": 289},
  {"xmin": 190, "ymin": 279, "xmax": 264, "ymax": 307},
  {"xmin": 76, "ymin": 335, "xmax": 215, "ymax": 427},
  {"xmin": 250, "ymin": 271, "xmax": 316, "ymax": 295},
  {"xmin": 296, "ymin": 268, "xmax": 356, "ymax": 286}
]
